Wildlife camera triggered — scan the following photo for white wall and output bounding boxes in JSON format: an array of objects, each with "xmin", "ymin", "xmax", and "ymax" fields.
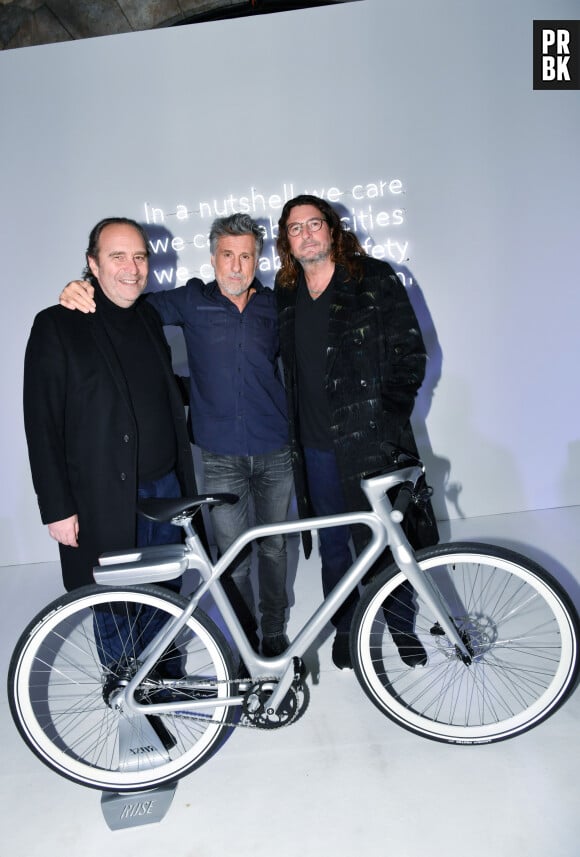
[{"xmin": 1, "ymin": 0, "xmax": 579, "ymax": 566}]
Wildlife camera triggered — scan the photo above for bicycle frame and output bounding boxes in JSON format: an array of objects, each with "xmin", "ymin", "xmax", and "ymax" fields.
[{"xmin": 93, "ymin": 465, "xmax": 470, "ymax": 718}]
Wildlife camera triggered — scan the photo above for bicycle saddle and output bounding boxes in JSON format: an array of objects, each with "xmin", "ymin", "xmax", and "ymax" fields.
[{"xmin": 138, "ymin": 493, "xmax": 239, "ymax": 522}]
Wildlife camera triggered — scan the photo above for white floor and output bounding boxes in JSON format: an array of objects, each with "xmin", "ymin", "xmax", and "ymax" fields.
[{"xmin": 1, "ymin": 507, "xmax": 580, "ymax": 857}]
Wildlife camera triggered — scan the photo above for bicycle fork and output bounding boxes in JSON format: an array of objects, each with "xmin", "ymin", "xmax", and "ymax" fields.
[{"xmin": 389, "ymin": 533, "xmax": 472, "ymax": 664}]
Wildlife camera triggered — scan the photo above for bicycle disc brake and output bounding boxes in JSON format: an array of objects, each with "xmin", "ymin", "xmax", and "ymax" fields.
[
  {"xmin": 430, "ymin": 617, "xmax": 485, "ymax": 664},
  {"xmin": 242, "ymin": 676, "xmax": 310, "ymax": 730}
]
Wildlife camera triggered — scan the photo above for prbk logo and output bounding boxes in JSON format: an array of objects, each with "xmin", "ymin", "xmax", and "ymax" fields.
[{"xmin": 533, "ymin": 21, "xmax": 579, "ymax": 89}]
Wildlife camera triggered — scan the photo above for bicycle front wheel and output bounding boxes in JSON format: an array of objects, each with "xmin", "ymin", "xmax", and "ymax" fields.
[
  {"xmin": 352, "ymin": 542, "xmax": 579, "ymax": 744},
  {"xmin": 9, "ymin": 584, "xmax": 237, "ymax": 791}
]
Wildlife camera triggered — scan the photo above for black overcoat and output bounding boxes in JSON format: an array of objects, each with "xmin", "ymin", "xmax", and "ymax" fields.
[
  {"xmin": 23, "ymin": 297, "xmax": 196, "ymax": 590},
  {"xmin": 276, "ymin": 256, "xmax": 438, "ymax": 555}
]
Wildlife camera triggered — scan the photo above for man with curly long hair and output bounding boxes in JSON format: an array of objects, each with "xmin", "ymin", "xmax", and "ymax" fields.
[{"xmin": 275, "ymin": 195, "xmax": 438, "ymax": 669}]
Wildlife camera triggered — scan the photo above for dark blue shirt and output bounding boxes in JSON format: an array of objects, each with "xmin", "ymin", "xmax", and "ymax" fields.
[{"xmin": 146, "ymin": 278, "xmax": 289, "ymax": 456}]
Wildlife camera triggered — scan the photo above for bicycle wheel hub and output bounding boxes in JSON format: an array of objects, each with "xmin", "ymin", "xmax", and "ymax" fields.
[{"xmin": 430, "ymin": 614, "xmax": 495, "ymax": 662}]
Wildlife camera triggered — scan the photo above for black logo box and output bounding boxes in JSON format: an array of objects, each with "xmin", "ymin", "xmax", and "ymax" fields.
[{"xmin": 533, "ymin": 20, "xmax": 580, "ymax": 89}]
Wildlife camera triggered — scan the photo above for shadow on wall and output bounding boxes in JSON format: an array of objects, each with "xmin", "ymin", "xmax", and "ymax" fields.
[
  {"xmin": 142, "ymin": 223, "xmax": 189, "ymax": 375},
  {"xmin": 255, "ymin": 216, "xmax": 278, "ymax": 290},
  {"xmin": 399, "ymin": 265, "xmax": 458, "ymax": 529}
]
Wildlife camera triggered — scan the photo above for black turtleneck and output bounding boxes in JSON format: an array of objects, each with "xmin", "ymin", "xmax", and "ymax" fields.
[{"xmin": 94, "ymin": 285, "xmax": 176, "ymax": 482}]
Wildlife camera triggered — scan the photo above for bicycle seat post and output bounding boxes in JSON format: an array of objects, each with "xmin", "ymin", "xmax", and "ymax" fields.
[
  {"xmin": 171, "ymin": 511, "xmax": 207, "ymax": 554},
  {"xmin": 181, "ymin": 517, "xmax": 198, "ymax": 544}
]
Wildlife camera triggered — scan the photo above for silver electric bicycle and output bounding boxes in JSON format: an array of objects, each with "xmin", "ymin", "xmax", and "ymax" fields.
[{"xmin": 8, "ymin": 460, "xmax": 580, "ymax": 792}]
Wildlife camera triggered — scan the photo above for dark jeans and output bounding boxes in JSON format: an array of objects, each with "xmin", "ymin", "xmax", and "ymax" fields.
[
  {"xmin": 201, "ymin": 446, "xmax": 294, "ymax": 638},
  {"xmin": 304, "ymin": 447, "xmax": 417, "ymax": 635},
  {"xmin": 94, "ymin": 470, "xmax": 183, "ymax": 676},
  {"xmin": 303, "ymin": 447, "xmax": 357, "ymax": 633}
]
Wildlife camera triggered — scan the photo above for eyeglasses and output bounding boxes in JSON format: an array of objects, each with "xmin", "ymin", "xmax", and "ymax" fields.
[{"xmin": 286, "ymin": 217, "xmax": 326, "ymax": 237}]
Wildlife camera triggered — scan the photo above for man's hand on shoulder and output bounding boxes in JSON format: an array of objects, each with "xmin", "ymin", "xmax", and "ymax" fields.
[
  {"xmin": 60, "ymin": 280, "xmax": 96, "ymax": 313},
  {"xmin": 48, "ymin": 514, "xmax": 79, "ymax": 547}
]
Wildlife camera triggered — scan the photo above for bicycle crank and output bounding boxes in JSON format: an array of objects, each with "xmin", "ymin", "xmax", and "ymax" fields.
[{"xmin": 242, "ymin": 677, "xmax": 310, "ymax": 730}]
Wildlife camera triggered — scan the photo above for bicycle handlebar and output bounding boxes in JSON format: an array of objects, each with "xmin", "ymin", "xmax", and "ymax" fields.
[{"xmin": 390, "ymin": 481, "xmax": 415, "ymax": 523}]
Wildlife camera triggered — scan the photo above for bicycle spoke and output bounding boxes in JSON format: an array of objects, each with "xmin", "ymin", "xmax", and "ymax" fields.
[
  {"xmin": 353, "ymin": 544, "xmax": 579, "ymax": 743},
  {"xmin": 9, "ymin": 585, "xmax": 236, "ymax": 791}
]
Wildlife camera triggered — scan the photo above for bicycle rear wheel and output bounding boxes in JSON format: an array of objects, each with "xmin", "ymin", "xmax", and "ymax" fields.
[
  {"xmin": 9, "ymin": 584, "xmax": 237, "ymax": 791},
  {"xmin": 352, "ymin": 542, "xmax": 580, "ymax": 744}
]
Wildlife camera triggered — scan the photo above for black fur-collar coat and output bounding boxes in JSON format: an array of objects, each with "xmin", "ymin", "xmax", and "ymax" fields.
[{"xmin": 276, "ymin": 256, "xmax": 438, "ymax": 556}]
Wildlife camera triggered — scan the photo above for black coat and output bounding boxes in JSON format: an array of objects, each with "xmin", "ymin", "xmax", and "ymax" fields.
[
  {"xmin": 23, "ymin": 297, "xmax": 196, "ymax": 590},
  {"xmin": 276, "ymin": 257, "xmax": 438, "ymax": 555}
]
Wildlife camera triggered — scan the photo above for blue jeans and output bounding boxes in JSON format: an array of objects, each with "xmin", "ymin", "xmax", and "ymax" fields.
[
  {"xmin": 304, "ymin": 447, "xmax": 358, "ymax": 633},
  {"xmin": 201, "ymin": 446, "xmax": 294, "ymax": 638},
  {"xmin": 94, "ymin": 470, "xmax": 183, "ymax": 676},
  {"xmin": 304, "ymin": 447, "xmax": 419, "ymax": 637}
]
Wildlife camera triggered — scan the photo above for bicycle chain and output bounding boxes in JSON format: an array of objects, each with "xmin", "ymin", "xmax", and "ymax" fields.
[{"xmin": 165, "ymin": 675, "xmax": 298, "ymax": 730}]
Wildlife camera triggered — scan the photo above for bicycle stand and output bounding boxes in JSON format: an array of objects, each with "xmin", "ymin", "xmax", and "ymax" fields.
[
  {"xmin": 100, "ymin": 711, "xmax": 178, "ymax": 829},
  {"xmin": 101, "ymin": 781, "xmax": 177, "ymax": 830}
]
